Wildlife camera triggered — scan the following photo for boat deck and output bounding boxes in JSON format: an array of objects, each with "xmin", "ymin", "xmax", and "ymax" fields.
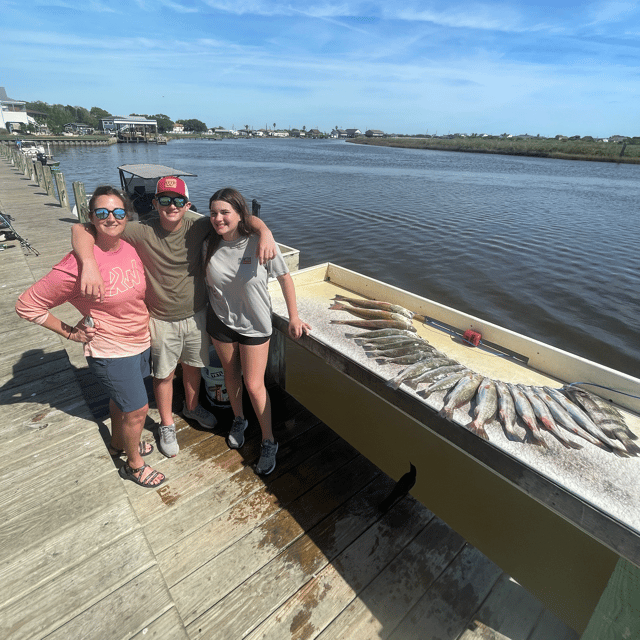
[{"xmin": 0, "ymin": 154, "xmax": 578, "ymax": 639}]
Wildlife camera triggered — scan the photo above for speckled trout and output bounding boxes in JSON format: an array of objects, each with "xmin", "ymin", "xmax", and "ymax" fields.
[
  {"xmin": 507, "ymin": 384, "xmax": 548, "ymax": 448},
  {"xmin": 494, "ymin": 381, "xmax": 519, "ymax": 440},
  {"xmin": 467, "ymin": 378, "xmax": 498, "ymax": 441},
  {"xmin": 330, "ymin": 302, "xmax": 414, "ymax": 326},
  {"xmin": 440, "ymin": 373, "xmax": 483, "ymax": 420},
  {"xmin": 334, "ymin": 294, "xmax": 414, "ymax": 319}
]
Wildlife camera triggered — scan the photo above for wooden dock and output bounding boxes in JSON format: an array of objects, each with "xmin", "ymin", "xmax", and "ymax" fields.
[{"xmin": 0, "ymin": 156, "xmax": 579, "ymax": 639}]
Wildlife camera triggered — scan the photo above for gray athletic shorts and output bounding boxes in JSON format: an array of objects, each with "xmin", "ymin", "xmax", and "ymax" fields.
[
  {"xmin": 86, "ymin": 348, "xmax": 151, "ymax": 413},
  {"xmin": 149, "ymin": 308, "xmax": 209, "ymax": 379}
]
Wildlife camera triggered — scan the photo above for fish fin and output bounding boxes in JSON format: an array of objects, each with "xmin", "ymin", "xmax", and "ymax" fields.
[
  {"xmin": 623, "ymin": 441, "xmax": 640, "ymax": 456},
  {"xmin": 468, "ymin": 422, "xmax": 489, "ymax": 440}
]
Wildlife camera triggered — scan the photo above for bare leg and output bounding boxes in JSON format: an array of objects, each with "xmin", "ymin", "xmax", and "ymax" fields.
[
  {"xmin": 240, "ymin": 341, "xmax": 272, "ymax": 442},
  {"xmin": 110, "ymin": 400, "xmax": 162, "ymax": 485},
  {"xmin": 182, "ymin": 363, "xmax": 203, "ymax": 411},
  {"xmin": 212, "ymin": 339, "xmax": 243, "ymax": 417},
  {"xmin": 153, "ymin": 370, "xmax": 175, "ymax": 426}
]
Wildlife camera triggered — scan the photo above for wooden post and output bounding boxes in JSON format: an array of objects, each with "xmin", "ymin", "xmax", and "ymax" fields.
[
  {"xmin": 34, "ymin": 160, "xmax": 45, "ymax": 188},
  {"xmin": 72, "ymin": 181, "xmax": 90, "ymax": 222},
  {"xmin": 54, "ymin": 171, "xmax": 71, "ymax": 209},
  {"xmin": 266, "ymin": 328, "xmax": 286, "ymax": 389},
  {"xmin": 42, "ymin": 165, "xmax": 55, "ymax": 197}
]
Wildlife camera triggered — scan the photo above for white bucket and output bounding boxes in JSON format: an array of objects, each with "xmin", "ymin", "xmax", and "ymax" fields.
[{"xmin": 202, "ymin": 347, "xmax": 231, "ymax": 408}]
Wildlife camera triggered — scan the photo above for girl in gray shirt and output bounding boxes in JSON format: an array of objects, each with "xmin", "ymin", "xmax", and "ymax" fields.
[{"xmin": 204, "ymin": 188, "xmax": 310, "ymax": 475}]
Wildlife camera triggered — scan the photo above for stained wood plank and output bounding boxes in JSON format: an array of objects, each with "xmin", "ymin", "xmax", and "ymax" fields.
[
  {"xmin": 244, "ymin": 496, "xmax": 436, "ymax": 640},
  {"xmin": 157, "ymin": 426, "xmax": 349, "ymax": 588},
  {"xmin": 315, "ymin": 517, "xmax": 467, "ymax": 639},
  {"xmin": 387, "ymin": 545, "xmax": 502, "ymax": 640},
  {"xmin": 176, "ymin": 455, "xmax": 381, "ymax": 628}
]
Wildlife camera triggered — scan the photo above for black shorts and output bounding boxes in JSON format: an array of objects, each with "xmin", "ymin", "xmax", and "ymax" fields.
[{"xmin": 206, "ymin": 305, "xmax": 270, "ymax": 346}]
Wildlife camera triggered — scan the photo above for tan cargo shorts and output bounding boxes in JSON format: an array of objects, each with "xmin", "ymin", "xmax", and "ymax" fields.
[{"xmin": 149, "ymin": 308, "xmax": 209, "ymax": 379}]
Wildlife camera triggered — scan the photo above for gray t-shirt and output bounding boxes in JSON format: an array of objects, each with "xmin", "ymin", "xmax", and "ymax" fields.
[{"xmin": 205, "ymin": 234, "xmax": 288, "ymax": 337}]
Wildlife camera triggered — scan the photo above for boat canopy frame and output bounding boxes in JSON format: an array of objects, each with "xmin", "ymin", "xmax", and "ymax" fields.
[{"xmin": 117, "ymin": 164, "xmax": 197, "ymax": 218}]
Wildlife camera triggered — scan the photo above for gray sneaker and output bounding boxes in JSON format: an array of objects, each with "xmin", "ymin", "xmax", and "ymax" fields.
[
  {"xmin": 158, "ymin": 423, "xmax": 179, "ymax": 457},
  {"xmin": 182, "ymin": 403, "xmax": 217, "ymax": 429},
  {"xmin": 227, "ymin": 416, "xmax": 248, "ymax": 449},
  {"xmin": 255, "ymin": 439, "xmax": 278, "ymax": 476}
]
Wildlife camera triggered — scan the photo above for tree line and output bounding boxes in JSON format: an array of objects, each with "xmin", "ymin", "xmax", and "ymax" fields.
[{"xmin": 24, "ymin": 101, "xmax": 208, "ymax": 134}]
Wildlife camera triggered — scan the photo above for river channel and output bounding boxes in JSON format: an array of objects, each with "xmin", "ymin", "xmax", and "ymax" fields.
[{"xmin": 54, "ymin": 138, "xmax": 640, "ymax": 380}]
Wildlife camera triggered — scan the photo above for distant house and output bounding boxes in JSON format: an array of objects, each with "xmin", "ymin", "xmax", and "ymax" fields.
[
  {"xmin": 335, "ymin": 129, "xmax": 349, "ymax": 139},
  {"xmin": 212, "ymin": 128, "xmax": 236, "ymax": 136},
  {"xmin": 307, "ymin": 129, "xmax": 322, "ymax": 138},
  {"xmin": 64, "ymin": 122, "xmax": 94, "ymax": 135},
  {"xmin": 100, "ymin": 116, "xmax": 156, "ymax": 138},
  {"xmin": 345, "ymin": 128, "xmax": 361, "ymax": 138},
  {"xmin": 0, "ymin": 87, "xmax": 33, "ymax": 132},
  {"xmin": 271, "ymin": 131, "xmax": 289, "ymax": 137},
  {"xmin": 365, "ymin": 129, "xmax": 384, "ymax": 137},
  {"xmin": 172, "ymin": 123, "xmax": 185, "ymax": 134}
]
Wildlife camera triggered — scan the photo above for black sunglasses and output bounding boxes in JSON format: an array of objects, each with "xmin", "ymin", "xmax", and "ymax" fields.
[
  {"xmin": 92, "ymin": 208, "xmax": 127, "ymax": 220},
  {"xmin": 156, "ymin": 196, "xmax": 187, "ymax": 207}
]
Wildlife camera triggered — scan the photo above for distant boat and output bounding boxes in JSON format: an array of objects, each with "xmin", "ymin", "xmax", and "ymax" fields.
[{"xmin": 20, "ymin": 141, "xmax": 59, "ymax": 168}]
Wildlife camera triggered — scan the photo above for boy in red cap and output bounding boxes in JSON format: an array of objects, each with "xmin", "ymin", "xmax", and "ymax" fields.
[{"xmin": 72, "ymin": 176, "xmax": 277, "ymax": 458}]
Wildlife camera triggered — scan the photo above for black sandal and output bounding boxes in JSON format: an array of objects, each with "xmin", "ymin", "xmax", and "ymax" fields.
[
  {"xmin": 119, "ymin": 462, "xmax": 166, "ymax": 488},
  {"xmin": 109, "ymin": 441, "xmax": 154, "ymax": 457}
]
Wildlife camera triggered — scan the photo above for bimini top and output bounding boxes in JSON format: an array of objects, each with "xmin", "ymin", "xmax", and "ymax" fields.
[{"xmin": 117, "ymin": 164, "xmax": 197, "ymax": 179}]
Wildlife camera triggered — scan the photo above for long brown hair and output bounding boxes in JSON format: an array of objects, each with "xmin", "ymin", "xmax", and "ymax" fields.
[{"xmin": 204, "ymin": 187, "xmax": 253, "ymax": 268}]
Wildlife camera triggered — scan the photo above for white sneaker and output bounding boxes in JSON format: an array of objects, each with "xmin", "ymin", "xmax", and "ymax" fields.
[{"xmin": 158, "ymin": 423, "xmax": 179, "ymax": 457}]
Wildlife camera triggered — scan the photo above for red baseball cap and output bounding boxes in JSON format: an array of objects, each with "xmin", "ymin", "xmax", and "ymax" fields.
[{"xmin": 156, "ymin": 176, "xmax": 189, "ymax": 198}]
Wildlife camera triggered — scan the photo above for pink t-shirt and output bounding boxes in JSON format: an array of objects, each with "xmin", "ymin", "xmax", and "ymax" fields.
[{"xmin": 16, "ymin": 241, "xmax": 150, "ymax": 358}]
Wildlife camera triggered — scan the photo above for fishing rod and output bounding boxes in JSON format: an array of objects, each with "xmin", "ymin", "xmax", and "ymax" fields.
[{"xmin": 0, "ymin": 212, "xmax": 39, "ymax": 256}]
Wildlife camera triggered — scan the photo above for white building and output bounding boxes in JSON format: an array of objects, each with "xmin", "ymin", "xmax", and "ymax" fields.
[{"xmin": 0, "ymin": 87, "xmax": 34, "ymax": 133}]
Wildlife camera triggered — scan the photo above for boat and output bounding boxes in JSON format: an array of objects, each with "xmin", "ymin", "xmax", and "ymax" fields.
[
  {"xmin": 117, "ymin": 163, "xmax": 197, "ymax": 219},
  {"xmin": 20, "ymin": 141, "xmax": 59, "ymax": 168},
  {"xmin": 267, "ymin": 262, "xmax": 640, "ymax": 631}
]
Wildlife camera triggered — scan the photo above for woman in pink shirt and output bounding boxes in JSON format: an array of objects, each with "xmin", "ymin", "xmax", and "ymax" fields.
[{"xmin": 16, "ymin": 186, "xmax": 164, "ymax": 488}]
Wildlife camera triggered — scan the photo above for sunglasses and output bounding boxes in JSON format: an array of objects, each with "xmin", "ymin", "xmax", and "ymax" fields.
[
  {"xmin": 92, "ymin": 208, "xmax": 127, "ymax": 220},
  {"xmin": 156, "ymin": 196, "xmax": 187, "ymax": 207}
]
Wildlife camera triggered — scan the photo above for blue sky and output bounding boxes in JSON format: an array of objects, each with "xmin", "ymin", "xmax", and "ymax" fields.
[{"xmin": 2, "ymin": 0, "xmax": 640, "ymax": 136}]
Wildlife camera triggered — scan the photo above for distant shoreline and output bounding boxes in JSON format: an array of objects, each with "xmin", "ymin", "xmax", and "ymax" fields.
[{"xmin": 347, "ymin": 137, "xmax": 640, "ymax": 164}]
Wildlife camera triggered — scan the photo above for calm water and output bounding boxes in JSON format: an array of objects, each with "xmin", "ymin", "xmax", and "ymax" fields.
[{"xmin": 55, "ymin": 139, "xmax": 640, "ymax": 378}]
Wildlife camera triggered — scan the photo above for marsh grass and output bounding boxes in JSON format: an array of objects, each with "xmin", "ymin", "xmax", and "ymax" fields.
[{"xmin": 350, "ymin": 136, "xmax": 640, "ymax": 163}]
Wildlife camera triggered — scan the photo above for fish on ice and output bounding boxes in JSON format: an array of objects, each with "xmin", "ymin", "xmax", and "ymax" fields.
[{"xmin": 334, "ymin": 294, "xmax": 415, "ymax": 319}]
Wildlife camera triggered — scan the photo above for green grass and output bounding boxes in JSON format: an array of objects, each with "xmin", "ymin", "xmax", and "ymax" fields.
[{"xmin": 349, "ymin": 136, "xmax": 640, "ymax": 163}]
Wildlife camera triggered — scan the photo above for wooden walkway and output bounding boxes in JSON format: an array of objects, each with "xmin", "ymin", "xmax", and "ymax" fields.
[{"xmin": 0, "ymin": 153, "xmax": 580, "ymax": 639}]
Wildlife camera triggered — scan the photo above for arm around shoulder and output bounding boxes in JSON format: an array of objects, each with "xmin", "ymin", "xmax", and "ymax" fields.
[
  {"xmin": 249, "ymin": 216, "xmax": 276, "ymax": 265},
  {"xmin": 71, "ymin": 223, "xmax": 104, "ymax": 302}
]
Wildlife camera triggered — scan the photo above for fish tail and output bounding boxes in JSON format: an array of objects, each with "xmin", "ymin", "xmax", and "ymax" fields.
[
  {"xmin": 386, "ymin": 378, "xmax": 402, "ymax": 390},
  {"xmin": 624, "ymin": 441, "xmax": 640, "ymax": 456},
  {"xmin": 468, "ymin": 422, "xmax": 489, "ymax": 440},
  {"xmin": 329, "ymin": 302, "xmax": 346, "ymax": 311}
]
